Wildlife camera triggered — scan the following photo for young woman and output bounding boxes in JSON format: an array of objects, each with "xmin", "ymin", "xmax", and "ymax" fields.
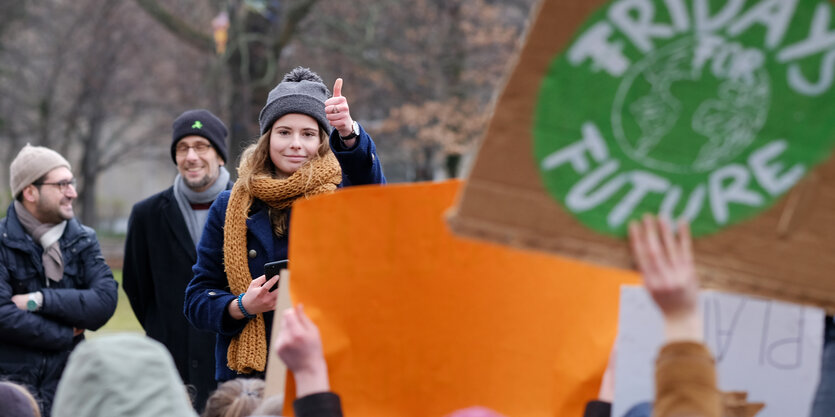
[{"xmin": 184, "ymin": 67, "xmax": 385, "ymax": 382}]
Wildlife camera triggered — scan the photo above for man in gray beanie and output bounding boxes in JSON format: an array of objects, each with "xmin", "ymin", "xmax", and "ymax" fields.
[
  {"xmin": 0, "ymin": 144, "xmax": 118, "ymax": 416},
  {"xmin": 123, "ymin": 108, "xmax": 231, "ymax": 412}
]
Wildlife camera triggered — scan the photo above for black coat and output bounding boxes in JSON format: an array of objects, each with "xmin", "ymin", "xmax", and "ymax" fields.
[
  {"xmin": 123, "ymin": 184, "xmax": 230, "ymax": 411},
  {"xmin": 0, "ymin": 203, "xmax": 118, "ymax": 416}
]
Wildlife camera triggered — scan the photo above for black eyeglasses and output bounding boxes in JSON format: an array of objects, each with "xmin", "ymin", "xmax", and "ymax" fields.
[
  {"xmin": 175, "ymin": 142, "xmax": 212, "ymax": 156},
  {"xmin": 34, "ymin": 178, "xmax": 77, "ymax": 193}
]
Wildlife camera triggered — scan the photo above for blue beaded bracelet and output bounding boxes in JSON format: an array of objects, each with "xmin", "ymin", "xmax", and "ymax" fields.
[{"xmin": 237, "ymin": 293, "xmax": 256, "ymax": 319}]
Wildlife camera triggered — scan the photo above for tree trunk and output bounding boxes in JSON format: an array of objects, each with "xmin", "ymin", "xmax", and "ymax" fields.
[
  {"xmin": 78, "ymin": 136, "xmax": 99, "ymax": 228},
  {"xmin": 227, "ymin": 75, "xmax": 253, "ymax": 171},
  {"xmin": 415, "ymin": 146, "xmax": 436, "ymax": 181},
  {"xmin": 77, "ymin": 109, "xmax": 104, "ymax": 227},
  {"xmin": 445, "ymin": 153, "xmax": 461, "ymax": 179}
]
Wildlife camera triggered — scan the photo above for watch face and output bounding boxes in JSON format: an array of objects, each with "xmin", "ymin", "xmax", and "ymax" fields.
[{"xmin": 27, "ymin": 299, "xmax": 37, "ymax": 311}]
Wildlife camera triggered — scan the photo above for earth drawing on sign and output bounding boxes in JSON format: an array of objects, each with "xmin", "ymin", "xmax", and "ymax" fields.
[{"xmin": 534, "ymin": 0, "xmax": 835, "ymax": 237}]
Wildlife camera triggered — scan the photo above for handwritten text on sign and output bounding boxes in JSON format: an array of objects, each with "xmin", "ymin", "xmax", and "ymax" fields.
[{"xmin": 613, "ymin": 286, "xmax": 823, "ymax": 417}]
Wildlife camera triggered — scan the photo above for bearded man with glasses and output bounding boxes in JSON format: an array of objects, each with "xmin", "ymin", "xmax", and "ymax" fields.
[
  {"xmin": 0, "ymin": 144, "xmax": 118, "ymax": 416},
  {"xmin": 123, "ymin": 109, "xmax": 232, "ymax": 412}
]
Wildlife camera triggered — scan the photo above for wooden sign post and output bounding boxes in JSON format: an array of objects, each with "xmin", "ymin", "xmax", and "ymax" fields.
[{"xmin": 264, "ymin": 269, "xmax": 292, "ymax": 399}]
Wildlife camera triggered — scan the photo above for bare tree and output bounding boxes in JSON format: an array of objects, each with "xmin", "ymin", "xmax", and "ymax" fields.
[
  {"xmin": 131, "ymin": 0, "xmax": 534, "ymax": 181},
  {"xmin": 133, "ymin": 0, "xmax": 321, "ymax": 166},
  {"xmin": 0, "ymin": 0, "xmax": 210, "ymax": 226},
  {"xmin": 297, "ymin": 0, "xmax": 534, "ymax": 180}
]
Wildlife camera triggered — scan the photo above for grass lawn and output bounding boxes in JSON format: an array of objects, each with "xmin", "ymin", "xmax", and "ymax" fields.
[{"xmin": 88, "ymin": 269, "xmax": 144, "ymax": 337}]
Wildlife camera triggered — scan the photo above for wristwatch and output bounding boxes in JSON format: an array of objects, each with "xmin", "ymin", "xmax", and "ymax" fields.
[
  {"xmin": 27, "ymin": 292, "xmax": 42, "ymax": 312},
  {"xmin": 340, "ymin": 121, "xmax": 360, "ymax": 140}
]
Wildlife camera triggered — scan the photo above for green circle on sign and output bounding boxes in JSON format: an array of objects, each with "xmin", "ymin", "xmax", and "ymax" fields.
[{"xmin": 534, "ymin": 0, "xmax": 835, "ymax": 237}]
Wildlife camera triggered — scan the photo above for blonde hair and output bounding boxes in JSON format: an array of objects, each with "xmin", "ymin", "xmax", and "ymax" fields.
[
  {"xmin": 238, "ymin": 126, "xmax": 331, "ymax": 237},
  {"xmin": 0, "ymin": 380, "xmax": 41, "ymax": 417},
  {"xmin": 250, "ymin": 393, "xmax": 284, "ymax": 416},
  {"xmin": 201, "ymin": 378, "xmax": 265, "ymax": 417}
]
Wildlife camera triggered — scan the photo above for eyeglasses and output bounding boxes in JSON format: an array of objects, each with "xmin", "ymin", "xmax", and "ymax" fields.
[
  {"xmin": 176, "ymin": 142, "xmax": 212, "ymax": 156},
  {"xmin": 34, "ymin": 178, "xmax": 77, "ymax": 193}
]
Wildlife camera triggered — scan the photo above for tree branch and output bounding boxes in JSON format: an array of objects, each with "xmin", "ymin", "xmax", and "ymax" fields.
[
  {"xmin": 275, "ymin": 0, "xmax": 320, "ymax": 55},
  {"xmin": 133, "ymin": 0, "xmax": 214, "ymax": 53}
]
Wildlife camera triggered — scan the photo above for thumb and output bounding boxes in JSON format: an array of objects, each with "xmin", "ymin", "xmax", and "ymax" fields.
[{"xmin": 333, "ymin": 78, "xmax": 343, "ymax": 97}]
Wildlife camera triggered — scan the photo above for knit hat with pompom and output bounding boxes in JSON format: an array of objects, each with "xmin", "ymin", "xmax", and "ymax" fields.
[{"xmin": 258, "ymin": 67, "xmax": 331, "ymax": 135}]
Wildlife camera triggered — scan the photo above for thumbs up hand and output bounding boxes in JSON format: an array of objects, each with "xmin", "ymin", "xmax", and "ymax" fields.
[{"xmin": 324, "ymin": 78, "xmax": 355, "ymax": 139}]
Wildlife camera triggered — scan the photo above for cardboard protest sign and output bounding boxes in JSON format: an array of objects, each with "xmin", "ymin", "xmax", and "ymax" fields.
[
  {"xmin": 614, "ymin": 286, "xmax": 823, "ymax": 417},
  {"xmin": 283, "ymin": 181, "xmax": 639, "ymax": 416},
  {"xmin": 264, "ymin": 269, "xmax": 292, "ymax": 399},
  {"xmin": 448, "ymin": 0, "xmax": 835, "ymax": 311}
]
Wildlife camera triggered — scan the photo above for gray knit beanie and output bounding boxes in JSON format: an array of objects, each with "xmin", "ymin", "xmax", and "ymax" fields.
[
  {"xmin": 258, "ymin": 67, "xmax": 330, "ymax": 135},
  {"xmin": 10, "ymin": 144, "xmax": 72, "ymax": 198}
]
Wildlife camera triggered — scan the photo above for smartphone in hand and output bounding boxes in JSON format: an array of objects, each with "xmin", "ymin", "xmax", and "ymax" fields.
[{"xmin": 264, "ymin": 260, "xmax": 288, "ymax": 292}]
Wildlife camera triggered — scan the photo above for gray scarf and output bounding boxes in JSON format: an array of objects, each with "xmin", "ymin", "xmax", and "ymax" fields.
[
  {"xmin": 13, "ymin": 200, "xmax": 66, "ymax": 284},
  {"xmin": 173, "ymin": 166, "xmax": 230, "ymax": 246}
]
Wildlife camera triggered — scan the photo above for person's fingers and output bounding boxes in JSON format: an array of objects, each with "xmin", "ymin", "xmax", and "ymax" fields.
[
  {"xmin": 283, "ymin": 307, "xmax": 301, "ymax": 336},
  {"xmin": 642, "ymin": 214, "xmax": 667, "ymax": 279},
  {"xmin": 263, "ymin": 274, "xmax": 279, "ymax": 290},
  {"xmin": 678, "ymin": 220, "xmax": 694, "ymax": 270},
  {"xmin": 658, "ymin": 216, "xmax": 680, "ymax": 270},
  {"xmin": 297, "ymin": 304, "xmax": 315, "ymax": 330},
  {"xmin": 324, "ymin": 96, "xmax": 346, "ymax": 106},
  {"xmin": 252, "ymin": 275, "xmax": 267, "ymax": 287},
  {"xmin": 333, "ymin": 78, "xmax": 343, "ymax": 97},
  {"xmin": 259, "ymin": 275, "xmax": 280, "ymax": 301},
  {"xmin": 326, "ymin": 110, "xmax": 347, "ymax": 120},
  {"xmin": 628, "ymin": 220, "xmax": 650, "ymax": 277}
]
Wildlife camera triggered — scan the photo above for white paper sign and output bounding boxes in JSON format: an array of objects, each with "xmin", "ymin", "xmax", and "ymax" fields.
[{"xmin": 613, "ymin": 285, "xmax": 823, "ymax": 417}]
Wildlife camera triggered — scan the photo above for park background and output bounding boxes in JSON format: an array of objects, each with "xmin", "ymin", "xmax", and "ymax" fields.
[{"xmin": 0, "ymin": 0, "xmax": 537, "ymax": 333}]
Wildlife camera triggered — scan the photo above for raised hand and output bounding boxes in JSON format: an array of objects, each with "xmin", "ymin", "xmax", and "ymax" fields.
[
  {"xmin": 276, "ymin": 304, "xmax": 330, "ymax": 397},
  {"xmin": 324, "ymin": 78, "xmax": 355, "ymax": 139},
  {"xmin": 628, "ymin": 215, "xmax": 702, "ymax": 341}
]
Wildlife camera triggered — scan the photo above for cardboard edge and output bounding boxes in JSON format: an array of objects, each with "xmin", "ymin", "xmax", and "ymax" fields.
[
  {"xmin": 264, "ymin": 270, "xmax": 293, "ymax": 399},
  {"xmin": 448, "ymin": 210, "xmax": 835, "ymax": 313},
  {"xmin": 446, "ymin": 207, "xmax": 631, "ymax": 269}
]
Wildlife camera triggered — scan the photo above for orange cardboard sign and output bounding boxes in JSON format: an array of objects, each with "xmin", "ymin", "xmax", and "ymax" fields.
[{"xmin": 283, "ymin": 181, "xmax": 638, "ymax": 416}]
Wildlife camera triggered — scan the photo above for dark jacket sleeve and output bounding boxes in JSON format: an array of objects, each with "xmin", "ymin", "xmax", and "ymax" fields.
[
  {"xmin": 184, "ymin": 191, "xmax": 249, "ymax": 337},
  {"xmin": 583, "ymin": 400, "xmax": 611, "ymax": 417},
  {"xmin": 40, "ymin": 230, "xmax": 118, "ymax": 331},
  {"xmin": 329, "ymin": 123, "xmax": 386, "ymax": 186},
  {"xmin": 293, "ymin": 392, "xmax": 343, "ymax": 417},
  {"xmin": 122, "ymin": 204, "xmax": 152, "ymax": 328},
  {"xmin": 0, "ymin": 260, "xmax": 75, "ymax": 350}
]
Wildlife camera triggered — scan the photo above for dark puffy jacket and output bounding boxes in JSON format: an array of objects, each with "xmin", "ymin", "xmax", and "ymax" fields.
[{"xmin": 0, "ymin": 203, "xmax": 118, "ymax": 415}]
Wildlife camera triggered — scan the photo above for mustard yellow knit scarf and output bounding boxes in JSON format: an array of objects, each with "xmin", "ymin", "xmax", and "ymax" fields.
[{"xmin": 224, "ymin": 151, "xmax": 342, "ymax": 374}]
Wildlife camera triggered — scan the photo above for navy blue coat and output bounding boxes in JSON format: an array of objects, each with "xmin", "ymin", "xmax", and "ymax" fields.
[
  {"xmin": 185, "ymin": 126, "xmax": 385, "ymax": 382},
  {"xmin": 0, "ymin": 203, "xmax": 118, "ymax": 415}
]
